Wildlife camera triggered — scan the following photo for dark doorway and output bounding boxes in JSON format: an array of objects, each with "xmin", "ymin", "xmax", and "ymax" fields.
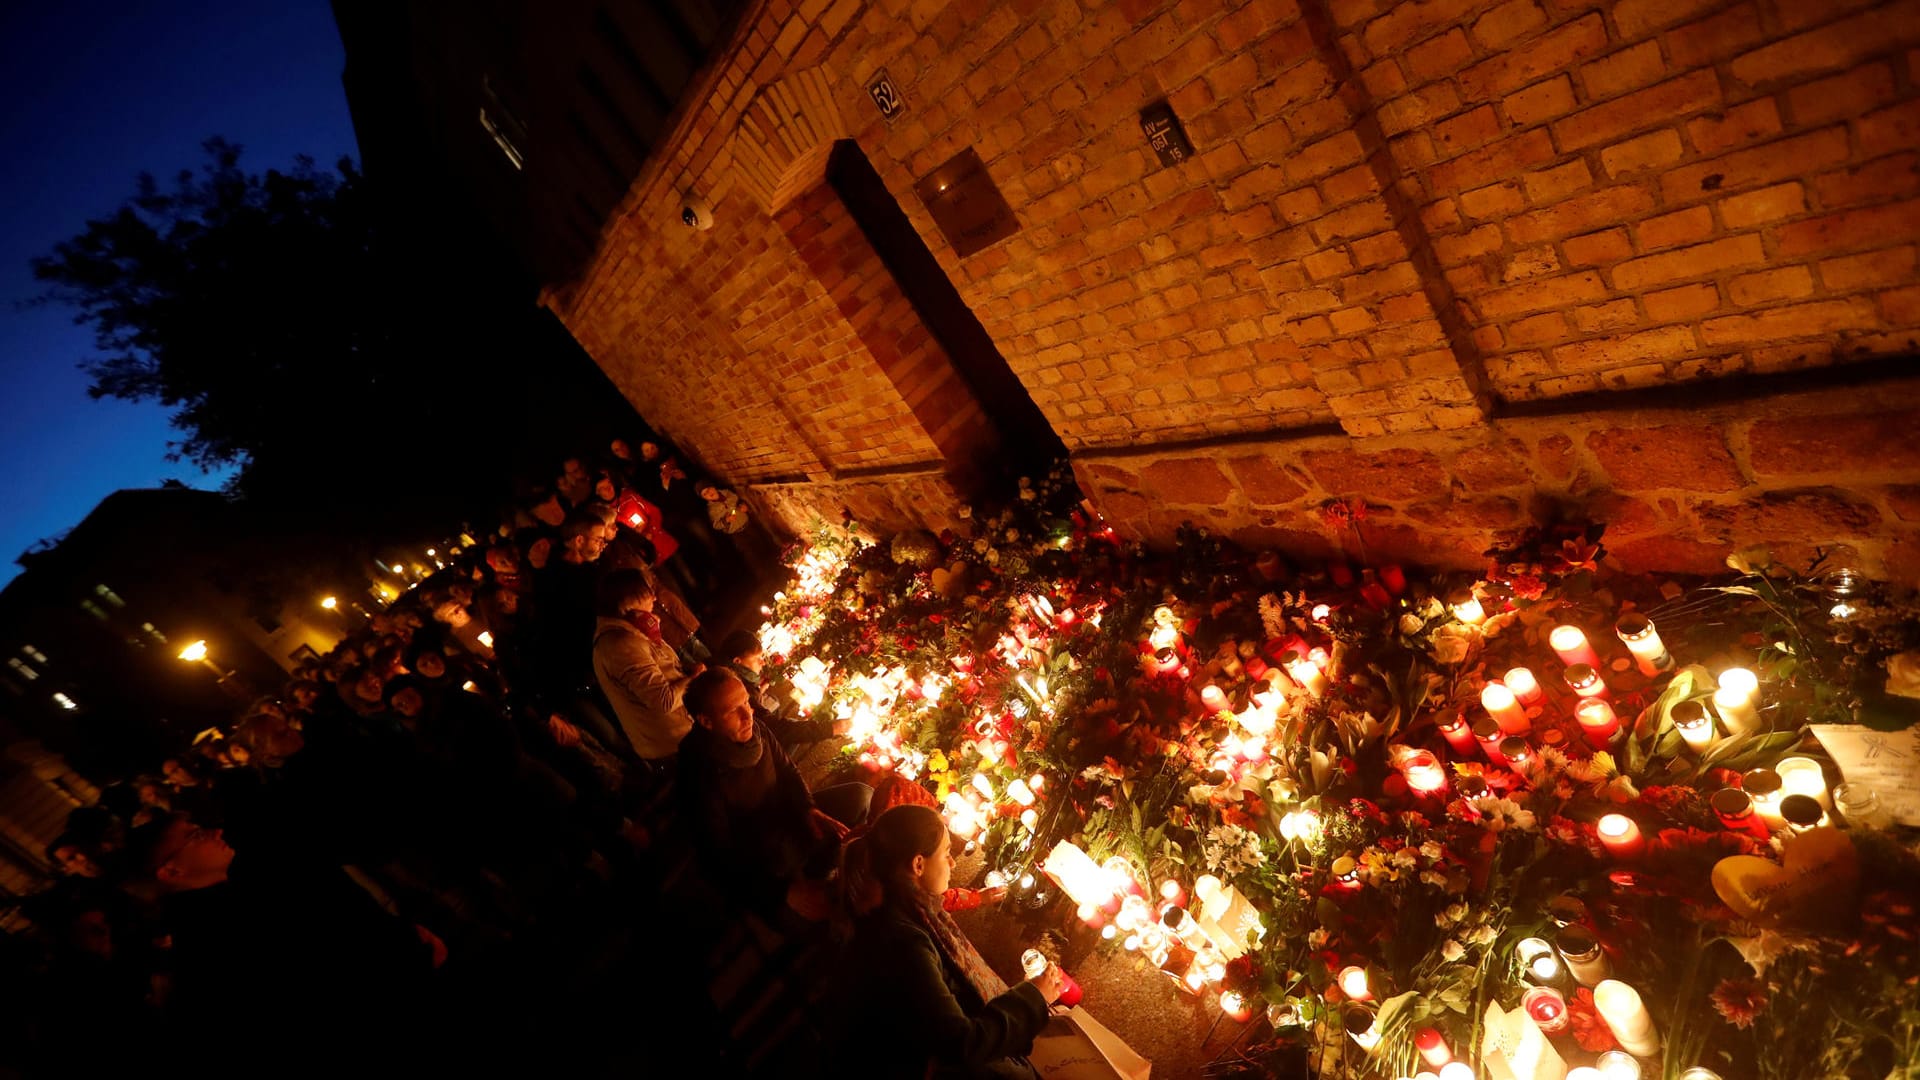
[{"xmin": 825, "ymin": 141, "xmax": 1066, "ymax": 483}]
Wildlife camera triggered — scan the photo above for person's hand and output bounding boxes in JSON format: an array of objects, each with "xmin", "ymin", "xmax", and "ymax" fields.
[
  {"xmin": 547, "ymin": 714, "xmax": 581, "ymax": 748},
  {"xmin": 413, "ymin": 923, "xmax": 448, "ymax": 969},
  {"xmin": 1031, "ymin": 962, "xmax": 1066, "ymax": 1005},
  {"xmin": 830, "ymin": 717, "xmax": 853, "ymax": 737},
  {"xmin": 810, "ymin": 808, "xmax": 849, "ymax": 842},
  {"xmin": 977, "ymin": 885, "xmax": 1007, "ymax": 903}
]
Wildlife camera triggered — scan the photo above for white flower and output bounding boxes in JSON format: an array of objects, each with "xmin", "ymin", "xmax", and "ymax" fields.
[
  {"xmin": 1442, "ymin": 938, "xmax": 1466, "ymax": 962},
  {"xmin": 1887, "ymin": 649, "xmax": 1920, "ymax": 700},
  {"xmin": 1421, "ymin": 869, "xmax": 1448, "ymax": 888},
  {"xmin": 1307, "ymin": 928, "xmax": 1330, "ymax": 950},
  {"xmin": 1420, "ymin": 840, "xmax": 1445, "ymax": 861},
  {"xmin": 958, "ymin": 505, "xmax": 973, "ymax": 520},
  {"xmin": 1468, "ymin": 925, "xmax": 1498, "ymax": 946},
  {"xmin": 1204, "ymin": 824, "xmax": 1267, "ymax": 878},
  {"xmin": 1391, "ymin": 847, "xmax": 1419, "ymax": 869},
  {"xmin": 1399, "ymin": 613, "xmax": 1425, "ymax": 635},
  {"xmin": 1429, "ymin": 623, "xmax": 1478, "ymax": 665},
  {"xmin": 1472, "ymin": 796, "xmax": 1537, "ymax": 833},
  {"xmin": 972, "ymin": 538, "xmax": 990, "ymax": 554}
]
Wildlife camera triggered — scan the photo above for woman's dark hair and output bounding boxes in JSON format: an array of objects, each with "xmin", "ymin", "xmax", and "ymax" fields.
[
  {"xmin": 594, "ymin": 568, "xmax": 654, "ymax": 617},
  {"xmin": 839, "ymin": 804, "xmax": 946, "ymax": 920},
  {"xmin": 718, "ymin": 629, "xmax": 762, "ymax": 664}
]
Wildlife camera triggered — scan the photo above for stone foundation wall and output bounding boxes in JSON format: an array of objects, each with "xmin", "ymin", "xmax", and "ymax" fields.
[
  {"xmin": 747, "ymin": 464, "xmax": 970, "ymax": 539},
  {"xmin": 1073, "ymin": 374, "xmax": 1920, "ymax": 579}
]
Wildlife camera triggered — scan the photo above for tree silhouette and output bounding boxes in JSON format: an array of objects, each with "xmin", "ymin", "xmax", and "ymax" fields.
[{"xmin": 32, "ymin": 138, "xmax": 632, "ymax": 537}]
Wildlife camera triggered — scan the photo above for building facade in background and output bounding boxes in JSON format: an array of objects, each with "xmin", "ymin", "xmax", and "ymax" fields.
[
  {"xmin": 0, "ymin": 488, "xmax": 366, "ymax": 777},
  {"xmin": 340, "ymin": 0, "xmax": 1920, "ymax": 580}
]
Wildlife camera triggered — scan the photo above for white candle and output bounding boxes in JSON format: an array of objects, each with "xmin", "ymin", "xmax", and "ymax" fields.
[
  {"xmin": 1744, "ymin": 768, "xmax": 1788, "ymax": 829},
  {"xmin": 1576, "ymin": 698, "xmax": 1620, "ymax": 749},
  {"xmin": 1450, "ymin": 590, "xmax": 1485, "ymax": 625},
  {"xmin": 1504, "ymin": 666, "xmax": 1544, "ymax": 705},
  {"xmin": 1597, "ymin": 814, "xmax": 1646, "ymax": 860},
  {"xmin": 1283, "ymin": 651, "xmax": 1329, "ymax": 697},
  {"xmin": 1776, "ymin": 755, "xmax": 1830, "ymax": 809},
  {"xmin": 1338, "ymin": 965, "xmax": 1371, "ymax": 1000},
  {"xmin": 1007, "ymin": 779, "xmax": 1036, "ymax": 805},
  {"xmin": 1593, "ymin": 980, "xmax": 1660, "ymax": 1057},
  {"xmin": 1200, "ymin": 684, "xmax": 1228, "ymax": 713},
  {"xmin": 1481, "ymin": 682, "xmax": 1530, "ymax": 734},
  {"xmin": 1439, "ymin": 1065, "xmax": 1474, "ymax": 1080},
  {"xmin": 1673, "ymin": 701, "xmax": 1715, "ymax": 752},
  {"xmin": 1551, "ymin": 624, "xmax": 1601, "ymax": 670},
  {"xmin": 1712, "ymin": 685, "xmax": 1758, "ymax": 735},
  {"xmin": 1565, "ymin": 663, "xmax": 1609, "ymax": 700},
  {"xmin": 1614, "ymin": 612, "xmax": 1673, "ymax": 676}
]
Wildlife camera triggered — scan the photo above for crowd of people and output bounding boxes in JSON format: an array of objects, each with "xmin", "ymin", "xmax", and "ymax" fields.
[{"xmin": 5, "ymin": 434, "xmax": 1068, "ymax": 1079}]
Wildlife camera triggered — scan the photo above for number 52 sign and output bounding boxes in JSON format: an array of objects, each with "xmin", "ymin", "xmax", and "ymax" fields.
[{"xmin": 867, "ymin": 68, "xmax": 907, "ymax": 124}]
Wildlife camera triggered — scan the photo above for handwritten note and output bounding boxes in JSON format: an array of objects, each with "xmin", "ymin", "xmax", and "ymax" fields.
[{"xmin": 1811, "ymin": 724, "xmax": 1920, "ymax": 826}]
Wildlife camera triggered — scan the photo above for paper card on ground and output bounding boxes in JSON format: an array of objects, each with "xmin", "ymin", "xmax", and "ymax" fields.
[{"xmin": 1811, "ymin": 724, "xmax": 1920, "ymax": 826}]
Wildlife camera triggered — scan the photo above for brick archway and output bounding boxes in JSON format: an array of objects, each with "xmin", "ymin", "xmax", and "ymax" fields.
[{"xmin": 729, "ymin": 65, "xmax": 849, "ymax": 214}]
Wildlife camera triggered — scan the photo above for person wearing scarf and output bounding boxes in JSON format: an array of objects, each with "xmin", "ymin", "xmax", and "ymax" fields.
[
  {"xmin": 676, "ymin": 668, "xmax": 871, "ymax": 920},
  {"xmin": 828, "ymin": 804, "xmax": 1063, "ymax": 1080},
  {"xmin": 591, "ymin": 570, "xmax": 698, "ymax": 761}
]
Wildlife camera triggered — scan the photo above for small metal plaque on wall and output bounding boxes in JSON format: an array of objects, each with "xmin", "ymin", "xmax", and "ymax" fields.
[
  {"xmin": 914, "ymin": 148, "xmax": 1020, "ymax": 258},
  {"xmin": 1140, "ymin": 100, "xmax": 1194, "ymax": 167},
  {"xmin": 867, "ymin": 68, "xmax": 907, "ymax": 124}
]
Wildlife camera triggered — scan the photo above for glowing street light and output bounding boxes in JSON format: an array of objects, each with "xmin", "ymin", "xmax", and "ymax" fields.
[
  {"xmin": 178, "ymin": 640, "xmax": 209, "ymax": 663},
  {"xmin": 320, "ymin": 596, "xmax": 338, "ymax": 610}
]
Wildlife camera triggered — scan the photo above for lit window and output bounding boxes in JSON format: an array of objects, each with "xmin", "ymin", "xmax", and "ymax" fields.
[
  {"xmin": 51, "ymin": 692, "xmax": 77, "ymax": 711},
  {"xmin": 94, "ymin": 584, "xmax": 126, "ymax": 607},
  {"xmin": 7, "ymin": 658, "xmax": 37, "ymax": 681},
  {"xmin": 79, "ymin": 600, "xmax": 108, "ymax": 620},
  {"xmin": 21, "ymin": 645, "xmax": 46, "ymax": 663}
]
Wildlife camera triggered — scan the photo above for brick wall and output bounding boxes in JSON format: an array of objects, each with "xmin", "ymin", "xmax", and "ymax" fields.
[{"xmin": 544, "ymin": 0, "xmax": 1920, "ymax": 574}]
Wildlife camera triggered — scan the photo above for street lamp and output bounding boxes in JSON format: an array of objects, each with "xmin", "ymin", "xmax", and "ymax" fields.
[
  {"xmin": 320, "ymin": 596, "xmax": 338, "ymax": 610},
  {"xmin": 178, "ymin": 640, "xmax": 209, "ymax": 663}
]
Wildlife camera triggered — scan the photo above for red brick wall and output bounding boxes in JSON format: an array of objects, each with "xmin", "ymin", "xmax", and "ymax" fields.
[{"xmin": 545, "ymin": 0, "xmax": 1920, "ymax": 572}]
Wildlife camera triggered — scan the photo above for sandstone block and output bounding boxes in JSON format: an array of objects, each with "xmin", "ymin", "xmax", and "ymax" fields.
[
  {"xmin": 1302, "ymin": 446, "xmax": 1447, "ymax": 501},
  {"xmin": 1586, "ymin": 425, "xmax": 1746, "ymax": 491}
]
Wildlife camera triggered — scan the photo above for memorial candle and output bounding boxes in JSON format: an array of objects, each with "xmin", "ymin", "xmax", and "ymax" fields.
[
  {"xmin": 1474, "ymin": 713, "xmax": 1508, "ymax": 765},
  {"xmin": 1776, "ymin": 756, "xmax": 1831, "ymax": 810},
  {"xmin": 1199, "ymin": 684, "xmax": 1228, "ymax": 713},
  {"xmin": 1780, "ymin": 794, "xmax": 1829, "ymax": 833},
  {"xmin": 1403, "ymin": 749, "xmax": 1449, "ymax": 795},
  {"xmin": 1744, "ymin": 768, "xmax": 1788, "ymax": 829},
  {"xmin": 1714, "ymin": 668, "xmax": 1760, "ymax": 734},
  {"xmin": 1597, "ymin": 814, "xmax": 1646, "ymax": 860},
  {"xmin": 1449, "ymin": 588, "xmax": 1485, "ymax": 625},
  {"xmin": 1596, "ymin": 1051, "xmax": 1642, "ymax": 1079},
  {"xmin": 1593, "ymin": 981, "xmax": 1660, "ymax": 1058},
  {"xmin": 1437, "ymin": 712, "xmax": 1478, "ymax": 756},
  {"xmin": 1482, "ymin": 682, "xmax": 1530, "ymax": 734},
  {"xmin": 1711, "ymin": 787, "xmax": 1771, "ymax": 840},
  {"xmin": 1575, "ymin": 698, "xmax": 1620, "ymax": 749},
  {"xmin": 1414, "ymin": 1027, "xmax": 1452, "ymax": 1067},
  {"xmin": 1504, "ymin": 666, "xmax": 1544, "ymax": 705},
  {"xmin": 1283, "ymin": 650, "xmax": 1329, "ymax": 697},
  {"xmin": 1565, "ymin": 663, "xmax": 1609, "ymax": 700},
  {"xmin": 1550, "ymin": 624, "xmax": 1601, "ymax": 670},
  {"xmin": 1614, "ymin": 612, "xmax": 1673, "ymax": 676},
  {"xmin": 1338, "ymin": 965, "xmax": 1372, "ymax": 1001},
  {"xmin": 1673, "ymin": 700, "xmax": 1715, "ymax": 752},
  {"xmin": 1219, "ymin": 990, "xmax": 1255, "ymax": 1022},
  {"xmin": 1522, "ymin": 986, "xmax": 1570, "ymax": 1034},
  {"xmin": 1556, "ymin": 926, "xmax": 1611, "ymax": 986},
  {"xmin": 1439, "ymin": 1065, "xmax": 1474, "ymax": 1080},
  {"xmin": 1500, "ymin": 737, "xmax": 1533, "ymax": 773}
]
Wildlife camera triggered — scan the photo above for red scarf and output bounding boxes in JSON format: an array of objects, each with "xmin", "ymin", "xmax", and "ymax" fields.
[
  {"xmin": 907, "ymin": 892, "xmax": 1008, "ymax": 1006},
  {"xmin": 625, "ymin": 610, "xmax": 665, "ymax": 644}
]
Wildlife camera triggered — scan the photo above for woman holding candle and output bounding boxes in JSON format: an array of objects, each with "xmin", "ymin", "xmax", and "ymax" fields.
[{"xmin": 833, "ymin": 805, "xmax": 1062, "ymax": 1079}]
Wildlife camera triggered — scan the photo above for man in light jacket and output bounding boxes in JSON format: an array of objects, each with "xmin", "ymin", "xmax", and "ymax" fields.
[{"xmin": 591, "ymin": 569, "xmax": 701, "ymax": 761}]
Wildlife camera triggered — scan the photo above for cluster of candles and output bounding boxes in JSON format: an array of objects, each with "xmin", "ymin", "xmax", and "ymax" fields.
[
  {"xmin": 1039, "ymin": 841, "xmax": 1265, "ymax": 1012},
  {"xmin": 943, "ymin": 770, "xmax": 1044, "ymax": 841}
]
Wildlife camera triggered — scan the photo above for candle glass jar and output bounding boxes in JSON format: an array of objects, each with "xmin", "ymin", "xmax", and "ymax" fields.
[
  {"xmin": 1565, "ymin": 663, "xmax": 1609, "ymax": 700},
  {"xmin": 1614, "ymin": 611, "xmax": 1673, "ymax": 676},
  {"xmin": 1504, "ymin": 666, "xmax": 1544, "ymax": 705},
  {"xmin": 1779, "ymin": 794, "xmax": 1828, "ymax": 833},
  {"xmin": 1556, "ymin": 926, "xmax": 1611, "ymax": 986},
  {"xmin": 1776, "ymin": 755, "xmax": 1831, "ymax": 809},
  {"xmin": 1743, "ymin": 768, "xmax": 1787, "ymax": 829},
  {"xmin": 1522, "ymin": 985, "xmax": 1570, "ymax": 1034},
  {"xmin": 1673, "ymin": 699, "xmax": 1715, "ymax": 752},
  {"xmin": 1711, "ymin": 786, "xmax": 1771, "ymax": 840},
  {"xmin": 1834, "ymin": 782, "xmax": 1893, "ymax": 830},
  {"xmin": 1576, "ymin": 698, "xmax": 1620, "ymax": 750}
]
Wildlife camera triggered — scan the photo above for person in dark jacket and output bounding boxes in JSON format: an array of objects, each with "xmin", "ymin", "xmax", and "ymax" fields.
[
  {"xmin": 676, "ymin": 668, "xmax": 869, "ymax": 919},
  {"xmin": 716, "ymin": 628, "xmax": 846, "ymax": 747},
  {"xmin": 831, "ymin": 804, "xmax": 1062, "ymax": 1079}
]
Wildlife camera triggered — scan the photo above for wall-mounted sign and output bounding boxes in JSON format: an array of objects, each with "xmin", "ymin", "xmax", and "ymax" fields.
[
  {"xmin": 867, "ymin": 68, "xmax": 907, "ymax": 125},
  {"xmin": 914, "ymin": 148, "xmax": 1020, "ymax": 258},
  {"xmin": 1140, "ymin": 100, "xmax": 1194, "ymax": 168}
]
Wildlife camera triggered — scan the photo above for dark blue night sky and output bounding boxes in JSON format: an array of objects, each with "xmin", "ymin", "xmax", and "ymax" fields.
[{"xmin": 0, "ymin": 1, "xmax": 358, "ymax": 583}]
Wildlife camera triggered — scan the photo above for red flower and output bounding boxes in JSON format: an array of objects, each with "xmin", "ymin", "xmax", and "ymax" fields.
[
  {"xmin": 1567, "ymin": 988, "xmax": 1617, "ymax": 1052},
  {"xmin": 1712, "ymin": 977, "xmax": 1767, "ymax": 1029}
]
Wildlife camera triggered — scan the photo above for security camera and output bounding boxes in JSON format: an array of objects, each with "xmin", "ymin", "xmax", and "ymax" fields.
[{"xmin": 680, "ymin": 194, "xmax": 713, "ymax": 231}]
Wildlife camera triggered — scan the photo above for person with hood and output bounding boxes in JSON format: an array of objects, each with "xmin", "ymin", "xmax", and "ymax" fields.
[{"xmin": 590, "ymin": 568, "xmax": 700, "ymax": 761}]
